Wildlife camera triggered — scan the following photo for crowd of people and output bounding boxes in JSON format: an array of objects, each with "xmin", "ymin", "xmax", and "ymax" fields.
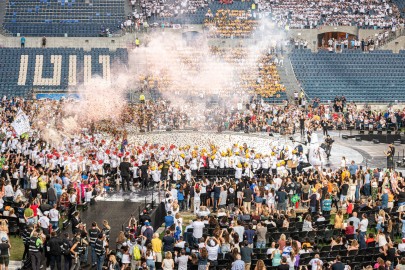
[
  {"xmin": 125, "ymin": 0, "xmax": 404, "ymax": 33},
  {"xmin": 0, "ymin": 86, "xmax": 403, "ymax": 270},
  {"xmin": 256, "ymin": 0, "xmax": 403, "ymax": 30},
  {"xmin": 204, "ymin": 9, "xmax": 259, "ymax": 38}
]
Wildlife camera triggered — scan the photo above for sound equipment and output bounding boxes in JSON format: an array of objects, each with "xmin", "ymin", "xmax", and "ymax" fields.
[
  {"xmin": 369, "ymin": 131, "xmax": 373, "ymax": 134},
  {"xmin": 373, "ymin": 139, "xmax": 379, "ymax": 144},
  {"xmin": 140, "ymin": 129, "xmax": 145, "ymax": 133},
  {"xmin": 355, "ymin": 136, "xmax": 362, "ymax": 141},
  {"xmin": 342, "ymin": 135, "xmax": 348, "ymax": 139},
  {"xmin": 387, "ymin": 130, "xmax": 392, "ymax": 134},
  {"xmin": 269, "ymin": 133, "xmax": 274, "ymax": 137},
  {"xmin": 166, "ymin": 128, "xmax": 172, "ymax": 132},
  {"xmin": 193, "ymin": 128, "xmax": 199, "ymax": 132},
  {"xmin": 359, "ymin": 130, "xmax": 365, "ymax": 134},
  {"xmin": 377, "ymin": 130, "xmax": 382, "ymax": 135},
  {"xmin": 234, "ymin": 127, "xmax": 241, "ymax": 132}
]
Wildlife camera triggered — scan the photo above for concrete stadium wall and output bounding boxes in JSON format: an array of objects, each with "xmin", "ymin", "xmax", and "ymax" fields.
[
  {"xmin": 0, "ymin": 25, "xmax": 205, "ymax": 50},
  {"xmin": 0, "ymin": 26, "xmax": 383, "ymax": 51},
  {"xmin": 381, "ymin": 36, "xmax": 405, "ymax": 53}
]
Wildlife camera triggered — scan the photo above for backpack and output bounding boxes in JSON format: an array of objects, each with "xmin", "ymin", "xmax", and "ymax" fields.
[
  {"xmin": 61, "ymin": 239, "xmax": 72, "ymax": 256},
  {"xmin": 133, "ymin": 245, "xmax": 141, "ymax": 260}
]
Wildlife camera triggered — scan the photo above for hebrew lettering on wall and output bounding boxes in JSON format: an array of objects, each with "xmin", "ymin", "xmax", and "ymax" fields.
[{"xmin": 17, "ymin": 54, "xmax": 112, "ymax": 87}]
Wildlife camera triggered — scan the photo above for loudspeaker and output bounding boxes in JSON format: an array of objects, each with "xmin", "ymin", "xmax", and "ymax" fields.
[
  {"xmin": 359, "ymin": 130, "xmax": 365, "ymax": 134},
  {"xmin": 355, "ymin": 136, "xmax": 362, "ymax": 141},
  {"xmin": 373, "ymin": 139, "xmax": 380, "ymax": 144},
  {"xmin": 387, "ymin": 130, "xmax": 392, "ymax": 134},
  {"xmin": 140, "ymin": 129, "xmax": 145, "ymax": 133},
  {"xmin": 269, "ymin": 133, "xmax": 274, "ymax": 137},
  {"xmin": 342, "ymin": 135, "xmax": 348, "ymax": 139},
  {"xmin": 166, "ymin": 128, "xmax": 172, "ymax": 132},
  {"xmin": 369, "ymin": 131, "xmax": 373, "ymax": 134},
  {"xmin": 377, "ymin": 130, "xmax": 383, "ymax": 135}
]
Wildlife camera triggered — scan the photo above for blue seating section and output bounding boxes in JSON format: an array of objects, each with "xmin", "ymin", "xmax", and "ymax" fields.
[
  {"xmin": 290, "ymin": 49, "xmax": 405, "ymax": 102},
  {"xmin": 149, "ymin": 0, "xmax": 253, "ymax": 24},
  {"xmin": 3, "ymin": 0, "xmax": 125, "ymax": 37},
  {"xmin": 0, "ymin": 47, "xmax": 128, "ymax": 97}
]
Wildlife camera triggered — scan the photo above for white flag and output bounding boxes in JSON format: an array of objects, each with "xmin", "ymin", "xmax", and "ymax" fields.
[{"xmin": 11, "ymin": 109, "xmax": 31, "ymax": 136}]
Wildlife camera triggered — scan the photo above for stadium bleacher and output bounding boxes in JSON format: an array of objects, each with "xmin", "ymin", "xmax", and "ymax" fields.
[
  {"xmin": 147, "ymin": 0, "xmax": 253, "ymax": 25},
  {"xmin": 290, "ymin": 49, "xmax": 405, "ymax": 102},
  {"xmin": 3, "ymin": 0, "xmax": 125, "ymax": 37},
  {"xmin": 0, "ymin": 47, "xmax": 128, "ymax": 97}
]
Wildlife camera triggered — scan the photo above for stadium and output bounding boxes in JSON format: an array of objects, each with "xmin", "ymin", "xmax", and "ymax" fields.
[{"xmin": 0, "ymin": 0, "xmax": 405, "ymax": 269}]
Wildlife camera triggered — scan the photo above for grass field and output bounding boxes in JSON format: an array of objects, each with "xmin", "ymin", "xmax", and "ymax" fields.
[{"xmin": 10, "ymin": 236, "xmax": 24, "ymax": 261}]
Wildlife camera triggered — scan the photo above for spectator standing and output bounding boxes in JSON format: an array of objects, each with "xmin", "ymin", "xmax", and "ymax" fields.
[
  {"xmin": 242, "ymin": 185, "xmax": 253, "ymax": 212},
  {"xmin": 240, "ymin": 240, "xmax": 253, "ymax": 270},
  {"xmin": 20, "ymin": 36, "xmax": 26, "ymax": 48},
  {"xmin": 119, "ymin": 157, "xmax": 132, "ymax": 192},
  {"xmin": 331, "ymin": 255, "xmax": 345, "ymax": 270},
  {"xmin": 47, "ymin": 231, "xmax": 62, "ymax": 270},
  {"xmin": 231, "ymin": 254, "xmax": 245, "ymax": 270},
  {"xmin": 0, "ymin": 237, "xmax": 10, "ymax": 270}
]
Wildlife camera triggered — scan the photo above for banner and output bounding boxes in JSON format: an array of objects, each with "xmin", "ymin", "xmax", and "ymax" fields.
[{"xmin": 11, "ymin": 110, "xmax": 31, "ymax": 136}]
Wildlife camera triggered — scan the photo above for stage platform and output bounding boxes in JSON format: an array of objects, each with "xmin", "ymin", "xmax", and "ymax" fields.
[
  {"xmin": 79, "ymin": 200, "xmax": 146, "ymax": 245},
  {"xmin": 343, "ymin": 132, "xmax": 403, "ymax": 144}
]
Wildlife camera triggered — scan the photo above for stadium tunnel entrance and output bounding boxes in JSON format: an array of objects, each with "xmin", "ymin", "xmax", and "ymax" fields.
[{"xmin": 318, "ymin": 32, "xmax": 357, "ymax": 49}]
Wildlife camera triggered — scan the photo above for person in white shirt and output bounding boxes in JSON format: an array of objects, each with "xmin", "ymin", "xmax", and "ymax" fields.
[
  {"xmin": 359, "ymin": 213, "xmax": 369, "ymax": 249},
  {"xmin": 174, "ymin": 249, "xmax": 189, "ymax": 270},
  {"xmin": 49, "ymin": 204, "xmax": 60, "ymax": 230},
  {"xmin": 39, "ymin": 212, "xmax": 50, "ymax": 234},
  {"xmin": 30, "ymin": 174, "xmax": 39, "ymax": 198},
  {"xmin": 3, "ymin": 181, "xmax": 13, "ymax": 201},
  {"xmin": 205, "ymin": 237, "xmax": 220, "ymax": 262},
  {"xmin": 309, "ymin": 254, "xmax": 323, "ymax": 270},
  {"xmin": 398, "ymin": 238, "xmax": 405, "ymax": 252},
  {"xmin": 192, "ymin": 216, "xmax": 205, "ymax": 242}
]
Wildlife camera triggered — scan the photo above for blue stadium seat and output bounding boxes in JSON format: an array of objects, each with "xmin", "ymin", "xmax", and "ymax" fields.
[
  {"xmin": 290, "ymin": 49, "xmax": 405, "ymax": 102},
  {"xmin": 0, "ymin": 48, "xmax": 128, "ymax": 97},
  {"xmin": 3, "ymin": 0, "xmax": 125, "ymax": 37}
]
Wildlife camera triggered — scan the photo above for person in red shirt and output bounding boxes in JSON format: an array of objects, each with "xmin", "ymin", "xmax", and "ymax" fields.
[
  {"xmin": 345, "ymin": 221, "xmax": 355, "ymax": 236},
  {"xmin": 346, "ymin": 199, "xmax": 354, "ymax": 215},
  {"xmin": 30, "ymin": 197, "xmax": 40, "ymax": 223}
]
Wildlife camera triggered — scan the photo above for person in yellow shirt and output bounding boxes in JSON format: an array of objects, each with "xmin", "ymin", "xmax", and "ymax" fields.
[
  {"xmin": 139, "ymin": 94, "xmax": 145, "ymax": 104},
  {"xmin": 38, "ymin": 177, "xmax": 48, "ymax": 200},
  {"xmin": 151, "ymin": 233, "xmax": 163, "ymax": 267},
  {"xmin": 341, "ymin": 168, "xmax": 350, "ymax": 181}
]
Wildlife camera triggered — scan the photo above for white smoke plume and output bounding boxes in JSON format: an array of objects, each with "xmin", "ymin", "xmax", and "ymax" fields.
[{"xmin": 34, "ymin": 17, "xmax": 287, "ymax": 145}]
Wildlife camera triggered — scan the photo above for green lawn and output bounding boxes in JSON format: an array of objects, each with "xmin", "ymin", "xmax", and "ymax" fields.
[{"xmin": 10, "ymin": 236, "xmax": 24, "ymax": 261}]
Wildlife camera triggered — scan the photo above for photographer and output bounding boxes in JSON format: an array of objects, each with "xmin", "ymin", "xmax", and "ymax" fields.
[
  {"xmin": 29, "ymin": 231, "xmax": 43, "ymax": 270},
  {"xmin": 88, "ymin": 222, "xmax": 101, "ymax": 267},
  {"xmin": 70, "ymin": 233, "xmax": 88, "ymax": 270},
  {"xmin": 46, "ymin": 231, "xmax": 62, "ymax": 270}
]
